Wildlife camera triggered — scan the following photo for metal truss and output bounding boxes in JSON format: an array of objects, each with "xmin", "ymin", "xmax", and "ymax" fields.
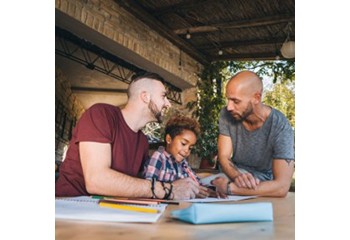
[{"xmin": 55, "ymin": 27, "xmax": 182, "ymax": 104}]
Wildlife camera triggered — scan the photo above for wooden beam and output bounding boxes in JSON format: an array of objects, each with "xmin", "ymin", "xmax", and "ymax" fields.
[
  {"xmin": 152, "ymin": 0, "xmax": 216, "ymax": 16},
  {"xmin": 71, "ymin": 86, "xmax": 127, "ymax": 93},
  {"xmin": 174, "ymin": 15, "xmax": 295, "ymax": 35},
  {"xmin": 211, "ymin": 52, "xmax": 292, "ymax": 61},
  {"xmin": 197, "ymin": 38, "xmax": 287, "ymax": 50},
  {"xmin": 113, "ymin": 0, "xmax": 209, "ymax": 65}
]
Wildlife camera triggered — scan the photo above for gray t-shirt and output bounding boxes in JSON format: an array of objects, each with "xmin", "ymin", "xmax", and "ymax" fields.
[{"xmin": 219, "ymin": 107, "xmax": 294, "ymax": 180}]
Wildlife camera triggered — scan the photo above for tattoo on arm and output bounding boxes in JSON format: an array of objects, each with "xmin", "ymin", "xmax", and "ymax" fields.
[
  {"xmin": 284, "ymin": 159, "xmax": 295, "ymax": 165},
  {"xmin": 229, "ymin": 161, "xmax": 239, "ymax": 171}
]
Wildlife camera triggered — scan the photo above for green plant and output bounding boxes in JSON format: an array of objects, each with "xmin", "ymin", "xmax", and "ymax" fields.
[
  {"xmin": 263, "ymin": 82, "xmax": 295, "ymax": 128},
  {"xmin": 187, "ymin": 62, "xmax": 227, "ymax": 162},
  {"xmin": 227, "ymin": 60, "xmax": 295, "ymax": 83}
]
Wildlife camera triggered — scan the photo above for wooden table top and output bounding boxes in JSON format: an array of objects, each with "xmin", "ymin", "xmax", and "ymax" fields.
[{"xmin": 56, "ymin": 192, "xmax": 295, "ymax": 240}]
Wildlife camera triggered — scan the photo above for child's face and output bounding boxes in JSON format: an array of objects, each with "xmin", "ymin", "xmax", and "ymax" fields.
[{"xmin": 166, "ymin": 130, "xmax": 197, "ymax": 163}]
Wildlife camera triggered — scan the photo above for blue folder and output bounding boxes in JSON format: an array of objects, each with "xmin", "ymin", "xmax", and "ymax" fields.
[{"xmin": 171, "ymin": 202, "xmax": 273, "ymax": 224}]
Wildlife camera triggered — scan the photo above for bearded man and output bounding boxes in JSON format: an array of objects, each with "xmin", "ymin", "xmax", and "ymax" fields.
[
  {"xmin": 212, "ymin": 71, "xmax": 295, "ymax": 198},
  {"xmin": 56, "ymin": 72, "xmax": 203, "ymax": 200}
]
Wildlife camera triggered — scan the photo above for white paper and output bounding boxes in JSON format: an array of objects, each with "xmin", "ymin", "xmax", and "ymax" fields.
[
  {"xmin": 200, "ymin": 173, "xmax": 229, "ymax": 186},
  {"xmin": 55, "ymin": 196, "xmax": 167, "ymax": 223},
  {"xmin": 183, "ymin": 195, "xmax": 256, "ymax": 203}
]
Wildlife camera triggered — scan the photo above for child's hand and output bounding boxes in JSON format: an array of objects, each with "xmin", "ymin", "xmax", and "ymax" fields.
[{"xmin": 206, "ymin": 186, "xmax": 217, "ymax": 197}]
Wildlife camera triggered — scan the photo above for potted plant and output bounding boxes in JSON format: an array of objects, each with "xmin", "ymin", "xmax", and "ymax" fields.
[{"xmin": 187, "ymin": 62, "xmax": 227, "ymax": 169}]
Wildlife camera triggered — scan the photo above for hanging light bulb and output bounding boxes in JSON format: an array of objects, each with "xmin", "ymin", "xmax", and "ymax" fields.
[
  {"xmin": 280, "ymin": 22, "xmax": 295, "ymax": 58},
  {"xmin": 280, "ymin": 41, "xmax": 295, "ymax": 58},
  {"xmin": 185, "ymin": 30, "xmax": 191, "ymax": 39},
  {"xmin": 218, "ymin": 49, "xmax": 223, "ymax": 55}
]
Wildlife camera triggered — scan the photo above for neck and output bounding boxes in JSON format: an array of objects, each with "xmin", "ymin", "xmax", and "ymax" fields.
[
  {"xmin": 243, "ymin": 104, "xmax": 271, "ymax": 131},
  {"xmin": 121, "ymin": 102, "xmax": 151, "ymax": 132}
]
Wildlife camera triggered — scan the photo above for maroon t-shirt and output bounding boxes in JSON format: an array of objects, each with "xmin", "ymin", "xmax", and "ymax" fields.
[{"xmin": 55, "ymin": 103, "xmax": 149, "ymax": 196}]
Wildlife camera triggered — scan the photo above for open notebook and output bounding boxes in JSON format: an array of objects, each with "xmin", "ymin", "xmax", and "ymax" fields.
[{"xmin": 55, "ymin": 196, "xmax": 167, "ymax": 223}]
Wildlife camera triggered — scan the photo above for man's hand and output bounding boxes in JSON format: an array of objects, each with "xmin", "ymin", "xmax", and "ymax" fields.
[
  {"xmin": 234, "ymin": 172, "xmax": 260, "ymax": 189},
  {"xmin": 172, "ymin": 178, "xmax": 200, "ymax": 200},
  {"xmin": 195, "ymin": 186, "xmax": 210, "ymax": 199},
  {"xmin": 211, "ymin": 177, "xmax": 229, "ymax": 198}
]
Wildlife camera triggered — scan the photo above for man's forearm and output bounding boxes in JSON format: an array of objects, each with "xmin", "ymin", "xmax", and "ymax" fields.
[
  {"xmin": 85, "ymin": 168, "xmax": 155, "ymax": 198},
  {"xmin": 229, "ymin": 179, "xmax": 291, "ymax": 197},
  {"xmin": 219, "ymin": 158, "xmax": 241, "ymax": 181}
]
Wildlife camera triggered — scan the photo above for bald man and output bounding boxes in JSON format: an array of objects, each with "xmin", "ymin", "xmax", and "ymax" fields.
[
  {"xmin": 212, "ymin": 71, "xmax": 295, "ymax": 197},
  {"xmin": 56, "ymin": 72, "xmax": 204, "ymax": 200}
]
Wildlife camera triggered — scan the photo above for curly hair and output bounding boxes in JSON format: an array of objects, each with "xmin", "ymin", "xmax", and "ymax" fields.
[{"xmin": 164, "ymin": 115, "xmax": 201, "ymax": 140}]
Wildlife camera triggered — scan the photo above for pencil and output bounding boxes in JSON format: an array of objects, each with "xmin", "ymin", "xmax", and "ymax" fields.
[
  {"xmin": 103, "ymin": 198, "xmax": 158, "ymax": 206},
  {"xmin": 98, "ymin": 201, "xmax": 159, "ymax": 214},
  {"xmin": 184, "ymin": 165, "xmax": 200, "ymax": 184}
]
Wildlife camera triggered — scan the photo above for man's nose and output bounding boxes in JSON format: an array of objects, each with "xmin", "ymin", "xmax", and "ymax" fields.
[
  {"xmin": 165, "ymin": 97, "xmax": 171, "ymax": 108},
  {"xmin": 227, "ymin": 100, "xmax": 235, "ymax": 111}
]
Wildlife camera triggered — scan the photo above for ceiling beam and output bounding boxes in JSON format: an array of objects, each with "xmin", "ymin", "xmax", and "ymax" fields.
[
  {"xmin": 114, "ymin": 0, "xmax": 209, "ymax": 65},
  {"xmin": 151, "ymin": 0, "xmax": 216, "ymax": 16},
  {"xmin": 212, "ymin": 52, "xmax": 293, "ymax": 61},
  {"xmin": 197, "ymin": 38, "xmax": 287, "ymax": 50},
  {"xmin": 174, "ymin": 15, "xmax": 295, "ymax": 35},
  {"xmin": 71, "ymin": 86, "xmax": 127, "ymax": 93}
]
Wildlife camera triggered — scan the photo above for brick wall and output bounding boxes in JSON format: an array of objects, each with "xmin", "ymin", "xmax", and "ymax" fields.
[
  {"xmin": 55, "ymin": 0, "xmax": 202, "ymax": 88},
  {"xmin": 55, "ymin": 0, "xmax": 204, "ymax": 166},
  {"xmin": 55, "ymin": 66, "xmax": 85, "ymax": 162}
]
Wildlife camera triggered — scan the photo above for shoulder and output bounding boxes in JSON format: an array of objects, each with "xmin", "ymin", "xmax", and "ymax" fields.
[
  {"xmin": 84, "ymin": 103, "xmax": 120, "ymax": 116},
  {"xmin": 149, "ymin": 146, "xmax": 168, "ymax": 163},
  {"xmin": 269, "ymin": 108, "xmax": 293, "ymax": 131},
  {"xmin": 219, "ymin": 107, "xmax": 231, "ymax": 121},
  {"xmin": 153, "ymin": 146, "xmax": 170, "ymax": 158},
  {"xmin": 219, "ymin": 107, "xmax": 238, "ymax": 127},
  {"xmin": 87, "ymin": 103, "xmax": 119, "ymax": 112},
  {"xmin": 271, "ymin": 108, "xmax": 289, "ymax": 123}
]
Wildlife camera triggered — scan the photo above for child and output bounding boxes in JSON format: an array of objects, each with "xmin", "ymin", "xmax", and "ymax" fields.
[{"xmin": 143, "ymin": 115, "xmax": 203, "ymax": 184}]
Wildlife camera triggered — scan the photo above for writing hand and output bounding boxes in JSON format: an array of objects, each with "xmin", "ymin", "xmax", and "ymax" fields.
[
  {"xmin": 172, "ymin": 178, "xmax": 200, "ymax": 200},
  {"xmin": 195, "ymin": 186, "xmax": 211, "ymax": 198}
]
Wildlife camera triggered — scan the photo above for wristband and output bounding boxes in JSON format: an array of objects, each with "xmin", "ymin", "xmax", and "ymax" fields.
[
  {"xmin": 150, "ymin": 178, "xmax": 160, "ymax": 199},
  {"xmin": 161, "ymin": 181, "xmax": 173, "ymax": 200},
  {"xmin": 226, "ymin": 181, "xmax": 232, "ymax": 195}
]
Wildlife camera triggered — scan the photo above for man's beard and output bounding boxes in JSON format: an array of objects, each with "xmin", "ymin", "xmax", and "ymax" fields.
[
  {"xmin": 230, "ymin": 102, "xmax": 253, "ymax": 122},
  {"xmin": 148, "ymin": 99, "xmax": 163, "ymax": 123}
]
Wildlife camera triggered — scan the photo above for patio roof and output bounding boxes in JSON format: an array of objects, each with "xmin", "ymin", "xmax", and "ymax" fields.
[{"xmin": 115, "ymin": 0, "xmax": 295, "ymax": 64}]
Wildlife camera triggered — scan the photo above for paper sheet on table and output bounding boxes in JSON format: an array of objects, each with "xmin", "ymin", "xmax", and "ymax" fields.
[
  {"xmin": 55, "ymin": 196, "xmax": 167, "ymax": 223},
  {"xmin": 183, "ymin": 195, "xmax": 256, "ymax": 203},
  {"xmin": 200, "ymin": 172, "xmax": 229, "ymax": 186},
  {"xmin": 171, "ymin": 202, "xmax": 273, "ymax": 224}
]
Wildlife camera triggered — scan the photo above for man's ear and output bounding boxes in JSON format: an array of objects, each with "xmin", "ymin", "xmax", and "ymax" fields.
[
  {"xmin": 253, "ymin": 92, "xmax": 262, "ymax": 104},
  {"xmin": 140, "ymin": 91, "xmax": 150, "ymax": 103}
]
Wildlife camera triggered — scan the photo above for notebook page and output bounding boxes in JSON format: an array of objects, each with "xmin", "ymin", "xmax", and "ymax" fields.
[{"xmin": 55, "ymin": 196, "xmax": 167, "ymax": 223}]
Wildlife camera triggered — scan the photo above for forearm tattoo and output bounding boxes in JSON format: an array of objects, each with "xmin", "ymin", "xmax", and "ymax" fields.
[
  {"xmin": 229, "ymin": 161, "xmax": 239, "ymax": 171},
  {"xmin": 284, "ymin": 159, "xmax": 295, "ymax": 165}
]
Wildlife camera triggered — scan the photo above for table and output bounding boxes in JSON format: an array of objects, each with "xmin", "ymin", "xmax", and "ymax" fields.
[{"xmin": 56, "ymin": 192, "xmax": 295, "ymax": 240}]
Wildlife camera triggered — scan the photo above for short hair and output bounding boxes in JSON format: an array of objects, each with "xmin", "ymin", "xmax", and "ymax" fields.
[
  {"xmin": 127, "ymin": 71, "xmax": 165, "ymax": 98},
  {"xmin": 131, "ymin": 71, "xmax": 165, "ymax": 83},
  {"xmin": 165, "ymin": 115, "xmax": 201, "ymax": 141}
]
